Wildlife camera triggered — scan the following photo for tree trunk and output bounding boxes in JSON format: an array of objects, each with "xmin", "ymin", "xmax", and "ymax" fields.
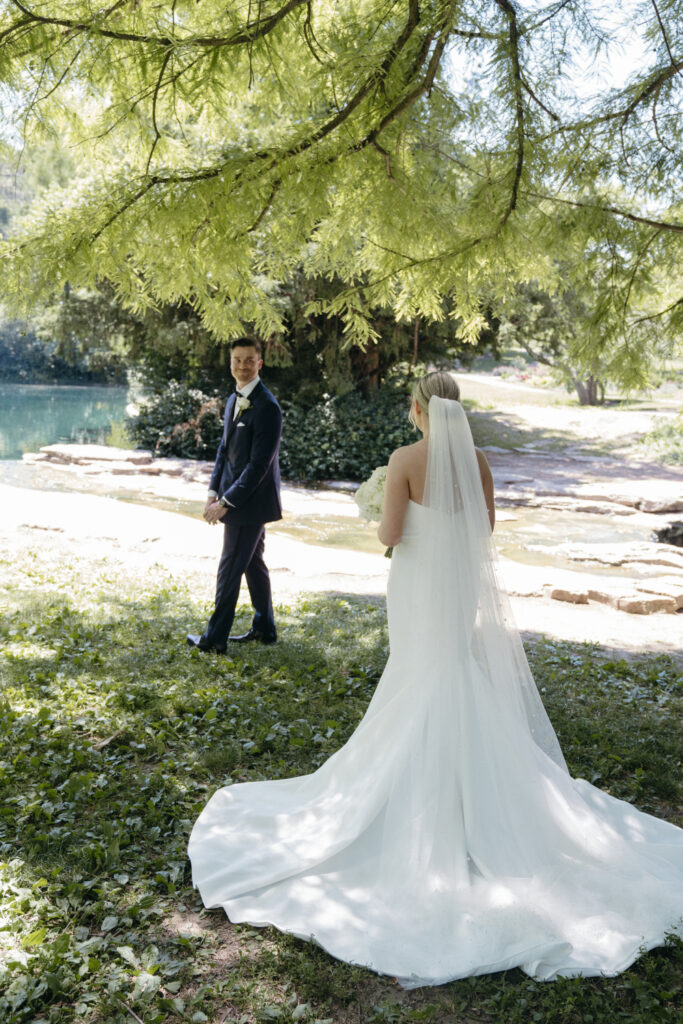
[
  {"xmin": 350, "ymin": 342, "xmax": 380, "ymax": 393},
  {"xmin": 408, "ymin": 316, "xmax": 420, "ymax": 375},
  {"xmin": 573, "ymin": 373, "xmax": 603, "ymax": 405}
]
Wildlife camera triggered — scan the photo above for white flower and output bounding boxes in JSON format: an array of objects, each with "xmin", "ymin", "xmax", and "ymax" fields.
[
  {"xmin": 355, "ymin": 464, "xmax": 387, "ymax": 522},
  {"xmin": 235, "ymin": 396, "xmax": 251, "ymax": 415}
]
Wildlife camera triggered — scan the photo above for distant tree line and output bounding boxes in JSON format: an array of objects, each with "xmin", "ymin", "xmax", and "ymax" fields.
[{"xmin": 0, "ymin": 318, "xmax": 126, "ymax": 385}]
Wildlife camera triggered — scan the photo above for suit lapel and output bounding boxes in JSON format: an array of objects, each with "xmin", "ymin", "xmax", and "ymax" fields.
[
  {"xmin": 224, "ymin": 393, "xmax": 238, "ymax": 445},
  {"xmin": 225, "ymin": 381, "xmax": 263, "ymax": 445}
]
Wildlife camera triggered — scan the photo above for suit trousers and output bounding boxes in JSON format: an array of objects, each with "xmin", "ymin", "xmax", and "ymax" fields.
[{"xmin": 203, "ymin": 520, "xmax": 276, "ymax": 646}]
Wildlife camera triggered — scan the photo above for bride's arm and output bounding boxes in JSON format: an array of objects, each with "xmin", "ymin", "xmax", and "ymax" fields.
[
  {"xmin": 476, "ymin": 449, "xmax": 495, "ymax": 531},
  {"xmin": 378, "ymin": 450, "xmax": 410, "ymax": 547}
]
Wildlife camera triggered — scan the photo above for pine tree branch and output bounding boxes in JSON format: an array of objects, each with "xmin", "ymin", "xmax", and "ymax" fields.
[
  {"xmin": 622, "ymin": 229, "xmax": 662, "ymax": 315},
  {"xmin": 493, "ymin": 0, "xmax": 525, "ymax": 222},
  {"xmin": 521, "ymin": 0, "xmax": 573, "ymax": 35},
  {"xmin": 630, "ymin": 295, "xmax": 683, "ymax": 326},
  {"xmin": 33, "ymin": 47, "xmax": 82, "ymax": 106},
  {"xmin": 372, "ymin": 139, "xmax": 400, "ymax": 185},
  {"xmin": 530, "ymin": 58, "xmax": 683, "ymax": 144},
  {"xmin": 7, "ymin": 0, "xmax": 175, "ymax": 45},
  {"xmin": 617, "ymin": 58, "xmax": 683, "ymax": 124},
  {"xmin": 248, "ymin": 180, "xmax": 282, "ymax": 232},
  {"xmin": 6, "ymin": 0, "xmax": 309, "ymax": 49},
  {"xmin": 302, "ymin": 0, "xmax": 328, "ymax": 64},
  {"xmin": 520, "ymin": 76, "xmax": 560, "ymax": 122},
  {"xmin": 451, "ymin": 27, "xmax": 495, "ymax": 41},
  {"xmin": 0, "ymin": 11, "xmax": 31, "ymax": 45},
  {"xmin": 354, "ymin": 3, "xmax": 456, "ymax": 151},
  {"xmin": 145, "ymin": 50, "xmax": 172, "ymax": 175},
  {"xmin": 651, "ymin": 81, "xmax": 677, "ymax": 156},
  {"xmin": 650, "ymin": 0, "xmax": 682, "ymax": 79},
  {"xmin": 292, "ymin": 0, "xmax": 423, "ymax": 154},
  {"xmin": 352, "ymin": 233, "xmax": 487, "ymax": 294},
  {"xmin": 524, "ymin": 190, "xmax": 683, "ymax": 234}
]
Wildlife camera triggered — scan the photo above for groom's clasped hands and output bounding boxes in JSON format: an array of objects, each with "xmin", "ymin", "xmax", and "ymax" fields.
[{"xmin": 203, "ymin": 496, "xmax": 227, "ymax": 525}]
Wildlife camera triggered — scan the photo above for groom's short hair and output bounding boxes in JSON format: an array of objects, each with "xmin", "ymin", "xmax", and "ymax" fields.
[{"xmin": 231, "ymin": 337, "xmax": 262, "ymax": 356}]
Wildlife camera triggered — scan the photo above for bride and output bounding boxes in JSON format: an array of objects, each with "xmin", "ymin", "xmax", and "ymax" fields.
[{"xmin": 188, "ymin": 372, "xmax": 683, "ymax": 986}]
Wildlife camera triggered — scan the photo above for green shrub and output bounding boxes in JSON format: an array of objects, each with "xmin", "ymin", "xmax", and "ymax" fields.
[
  {"xmin": 279, "ymin": 388, "xmax": 415, "ymax": 481},
  {"xmin": 127, "ymin": 381, "xmax": 224, "ymax": 459},
  {"xmin": 128, "ymin": 381, "xmax": 416, "ymax": 479}
]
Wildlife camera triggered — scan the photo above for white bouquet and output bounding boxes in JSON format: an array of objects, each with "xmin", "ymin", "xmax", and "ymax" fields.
[{"xmin": 355, "ymin": 464, "xmax": 387, "ymax": 522}]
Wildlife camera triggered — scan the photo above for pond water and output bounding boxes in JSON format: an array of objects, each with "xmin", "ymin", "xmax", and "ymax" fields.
[{"xmin": 0, "ymin": 383, "xmax": 129, "ymax": 460}]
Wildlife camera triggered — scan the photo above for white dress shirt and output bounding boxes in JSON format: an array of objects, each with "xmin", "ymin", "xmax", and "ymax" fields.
[{"xmin": 232, "ymin": 374, "xmax": 260, "ymax": 419}]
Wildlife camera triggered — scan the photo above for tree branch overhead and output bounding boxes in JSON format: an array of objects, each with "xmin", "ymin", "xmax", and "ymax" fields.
[{"xmin": 0, "ymin": 0, "xmax": 680, "ymax": 350}]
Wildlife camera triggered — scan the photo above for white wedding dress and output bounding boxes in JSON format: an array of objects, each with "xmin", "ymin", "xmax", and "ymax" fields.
[{"xmin": 188, "ymin": 398, "xmax": 683, "ymax": 986}]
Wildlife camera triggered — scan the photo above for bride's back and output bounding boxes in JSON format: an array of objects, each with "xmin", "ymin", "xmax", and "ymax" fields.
[
  {"xmin": 401, "ymin": 437, "xmax": 494, "ymax": 527},
  {"xmin": 402, "ymin": 439, "xmax": 429, "ymax": 505}
]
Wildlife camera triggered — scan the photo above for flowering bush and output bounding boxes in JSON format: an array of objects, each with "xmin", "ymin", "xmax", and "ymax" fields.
[{"xmin": 355, "ymin": 464, "xmax": 388, "ymax": 522}]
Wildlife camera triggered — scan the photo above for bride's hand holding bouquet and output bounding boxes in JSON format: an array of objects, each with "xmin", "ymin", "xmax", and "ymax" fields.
[{"xmin": 355, "ymin": 465, "xmax": 392, "ymax": 556}]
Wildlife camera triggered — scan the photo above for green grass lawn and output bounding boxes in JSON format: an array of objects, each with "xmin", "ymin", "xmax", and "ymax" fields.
[{"xmin": 1, "ymin": 553, "xmax": 681, "ymax": 1024}]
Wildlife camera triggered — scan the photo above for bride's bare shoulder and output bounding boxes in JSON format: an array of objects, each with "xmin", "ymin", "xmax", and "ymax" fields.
[{"xmin": 389, "ymin": 440, "xmax": 425, "ymax": 465}]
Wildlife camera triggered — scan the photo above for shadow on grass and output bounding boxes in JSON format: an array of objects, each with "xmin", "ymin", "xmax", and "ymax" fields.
[
  {"xmin": 465, "ymin": 406, "xmax": 582, "ymax": 452},
  {"xmin": 467, "ymin": 405, "xmax": 683, "ymax": 484},
  {"xmin": 0, "ymin": 589, "xmax": 387, "ymax": 859},
  {"xmin": 1, "ymin": 587, "xmax": 682, "ymax": 1024}
]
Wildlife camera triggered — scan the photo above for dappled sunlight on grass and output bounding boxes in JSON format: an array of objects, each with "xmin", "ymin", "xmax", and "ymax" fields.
[
  {"xmin": 0, "ymin": 552, "xmax": 681, "ymax": 1023},
  {"xmin": 465, "ymin": 406, "xmax": 580, "ymax": 452}
]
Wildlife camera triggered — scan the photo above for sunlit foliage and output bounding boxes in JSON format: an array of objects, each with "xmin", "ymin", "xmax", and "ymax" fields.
[{"xmin": 0, "ymin": 1, "xmax": 681, "ymax": 377}]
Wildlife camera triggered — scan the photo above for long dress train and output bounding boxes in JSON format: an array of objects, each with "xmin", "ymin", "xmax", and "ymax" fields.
[{"xmin": 188, "ymin": 397, "xmax": 683, "ymax": 987}]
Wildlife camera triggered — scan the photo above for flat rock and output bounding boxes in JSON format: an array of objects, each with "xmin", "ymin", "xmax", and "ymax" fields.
[
  {"xmin": 635, "ymin": 577, "xmax": 683, "ymax": 611},
  {"xmin": 487, "ymin": 448, "xmax": 683, "ymax": 515},
  {"xmin": 554, "ymin": 541, "xmax": 683, "ymax": 572},
  {"xmin": 499, "ymin": 559, "xmax": 681, "ymax": 615},
  {"xmin": 617, "ymin": 594, "xmax": 679, "ymax": 615},
  {"xmin": 549, "ymin": 587, "xmax": 589, "ymax": 604},
  {"xmin": 35, "ymin": 443, "xmax": 154, "ymax": 465},
  {"xmin": 640, "ymin": 497, "xmax": 683, "ymax": 513}
]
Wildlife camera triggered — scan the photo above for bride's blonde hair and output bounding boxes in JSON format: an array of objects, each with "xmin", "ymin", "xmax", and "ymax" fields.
[{"xmin": 409, "ymin": 371, "xmax": 461, "ymax": 428}]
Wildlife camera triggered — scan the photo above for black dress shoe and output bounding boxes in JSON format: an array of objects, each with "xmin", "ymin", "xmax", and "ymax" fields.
[
  {"xmin": 228, "ymin": 628, "xmax": 277, "ymax": 645},
  {"xmin": 186, "ymin": 633, "xmax": 227, "ymax": 654}
]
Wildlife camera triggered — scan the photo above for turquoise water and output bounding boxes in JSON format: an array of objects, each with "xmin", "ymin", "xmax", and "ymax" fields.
[{"xmin": 0, "ymin": 383, "xmax": 129, "ymax": 460}]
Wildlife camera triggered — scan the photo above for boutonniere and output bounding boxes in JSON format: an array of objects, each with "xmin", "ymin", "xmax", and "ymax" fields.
[{"xmin": 235, "ymin": 396, "xmax": 251, "ymax": 416}]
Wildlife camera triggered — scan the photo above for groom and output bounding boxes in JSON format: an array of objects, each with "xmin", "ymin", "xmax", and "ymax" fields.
[{"xmin": 186, "ymin": 337, "xmax": 282, "ymax": 653}]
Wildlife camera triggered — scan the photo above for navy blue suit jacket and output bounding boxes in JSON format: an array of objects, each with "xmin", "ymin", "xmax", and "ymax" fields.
[{"xmin": 209, "ymin": 381, "xmax": 282, "ymax": 525}]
